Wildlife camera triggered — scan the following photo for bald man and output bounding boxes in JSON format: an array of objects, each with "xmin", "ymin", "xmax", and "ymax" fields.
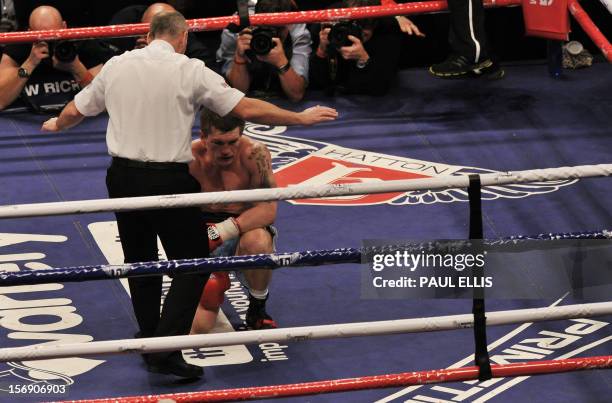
[
  {"xmin": 107, "ymin": 3, "xmax": 212, "ymax": 65},
  {"xmin": 0, "ymin": 5, "xmax": 113, "ymax": 111},
  {"xmin": 135, "ymin": 3, "xmax": 182, "ymax": 49}
]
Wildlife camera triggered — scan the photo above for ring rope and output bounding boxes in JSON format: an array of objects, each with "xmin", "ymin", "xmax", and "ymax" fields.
[
  {"xmin": 57, "ymin": 355, "xmax": 612, "ymax": 402},
  {"xmin": 568, "ymin": 0, "xmax": 612, "ymax": 62},
  {"xmin": 1, "ymin": 230, "xmax": 608, "ymax": 286},
  {"xmin": 0, "ymin": 0, "xmax": 521, "ymax": 44},
  {"xmin": 0, "ymin": 3, "xmax": 607, "ymax": 400},
  {"xmin": 0, "ymin": 164, "xmax": 610, "ymax": 219},
  {"xmin": 0, "ymin": 248, "xmax": 358, "ymax": 286},
  {"xmin": 1, "ymin": 302, "xmax": 610, "ymax": 362}
]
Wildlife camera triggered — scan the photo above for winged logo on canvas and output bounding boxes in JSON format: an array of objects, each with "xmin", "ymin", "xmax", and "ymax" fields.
[{"xmin": 244, "ymin": 123, "xmax": 576, "ymax": 206}]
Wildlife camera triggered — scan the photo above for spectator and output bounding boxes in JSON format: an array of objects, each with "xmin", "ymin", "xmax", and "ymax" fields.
[
  {"xmin": 308, "ymin": 0, "xmax": 409, "ymax": 96},
  {"xmin": 0, "ymin": 0, "xmax": 17, "ymax": 60},
  {"xmin": 216, "ymin": 0, "xmax": 311, "ymax": 102},
  {"xmin": 106, "ymin": 2, "xmax": 213, "ymax": 65},
  {"xmin": 0, "ymin": 5, "xmax": 113, "ymax": 111},
  {"xmin": 428, "ymin": 0, "xmax": 503, "ymax": 78},
  {"xmin": 0, "ymin": 0, "xmax": 17, "ymax": 32}
]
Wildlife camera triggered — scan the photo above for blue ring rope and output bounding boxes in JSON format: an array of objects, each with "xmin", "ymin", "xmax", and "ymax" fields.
[{"xmin": 0, "ymin": 230, "xmax": 609, "ymax": 287}]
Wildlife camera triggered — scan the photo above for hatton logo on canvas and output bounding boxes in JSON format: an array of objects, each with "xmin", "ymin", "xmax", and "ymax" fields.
[{"xmin": 244, "ymin": 124, "xmax": 577, "ymax": 206}]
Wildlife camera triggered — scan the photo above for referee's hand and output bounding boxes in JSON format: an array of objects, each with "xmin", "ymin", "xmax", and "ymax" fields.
[
  {"xmin": 299, "ymin": 105, "xmax": 338, "ymax": 125},
  {"xmin": 41, "ymin": 117, "xmax": 60, "ymax": 132}
]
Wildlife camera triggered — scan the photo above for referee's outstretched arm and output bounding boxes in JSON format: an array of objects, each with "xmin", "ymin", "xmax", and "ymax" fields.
[{"xmin": 231, "ymin": 96, "xmax": 338, "ymax": 126}]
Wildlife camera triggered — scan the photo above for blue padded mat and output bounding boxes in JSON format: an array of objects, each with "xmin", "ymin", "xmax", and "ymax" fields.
[{"xmin": 0, "ymin": 62, "xmax": 610, "ymax": 402}]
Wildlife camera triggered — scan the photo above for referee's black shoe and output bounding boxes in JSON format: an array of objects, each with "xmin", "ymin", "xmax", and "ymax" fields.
[
  {"xmin": 147, "ymin": 352, "xmax": 203, "ymax": 379},
  {"xmin": 429, "ymin": 55, "xmax": 504, "ymax": 79}
]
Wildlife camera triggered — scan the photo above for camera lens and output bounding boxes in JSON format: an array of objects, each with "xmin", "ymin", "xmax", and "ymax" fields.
[
  {"xmin": 250, "ymin": 27, "xmax": 277, "ymax": 56},
  {"xmin": 328, "ymin": 22, "xmax": 363, "ymax": 51},
  {"xmin": 51, "ymin": 41, "xmax": 77, "ymax": 63}
]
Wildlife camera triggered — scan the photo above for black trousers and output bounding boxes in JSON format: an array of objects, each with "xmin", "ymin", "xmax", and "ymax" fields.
[
  {"xmin": 447, "ymin": 0, "xmax": 489, "ymax": 63},
  {"xmin": 106, "ymin": 159, "xmax": 209, "ymax": 359}
]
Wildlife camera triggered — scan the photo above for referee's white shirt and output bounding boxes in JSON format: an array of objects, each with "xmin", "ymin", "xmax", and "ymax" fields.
[{"xmin": 74, "ymin": 39, "xmax": 244, "ymax": 163}]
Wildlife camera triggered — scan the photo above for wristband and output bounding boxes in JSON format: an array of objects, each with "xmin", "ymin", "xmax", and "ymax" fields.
[
  {"xmin": 215, "ymin": 218, "xmax": 241, "ymax": 241},
  {"xmin": 234, "ymin": 57, "xmax": 248, "ymax": 65},
  {"xmin": 356, "ymin": 58, "xmax": 370, "ymax": 69},
  {"xmin": 277, "ymin": 62, "xmax": 290, "ymax": 75},
  {"xmin": 78, "ymin": 71, "xmax": 93, "ymax": 87}
]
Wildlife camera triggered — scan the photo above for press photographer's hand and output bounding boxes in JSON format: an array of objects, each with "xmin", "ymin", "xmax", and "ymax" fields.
[
  {"xmin": 395, "ymin": 16, "xmax": 425, "ymax": 37},
  {"xmin": 135, "ymin": 35, "xmax": 148, "ymax": 49},
  {"xmin": 236, "ymin": 28, "xmax": 252, "ymax": 59},
  {"xmin": 340, "ymin": 35, "xmax": 369, "ymax": 62},
  {"xmin": 317, "ymin": 26, "xmax": 331, "ymax": 57},
  {"xmin": 26, "ymin": 41, "xmax": 49, "ymax": 67},
  {"xmin": 53, "ymin": 55, "xmax": 82, "ymax": 74},
  {"xmin": 257, "ymin": 37, "xmax": 287, "ymax": 68}
]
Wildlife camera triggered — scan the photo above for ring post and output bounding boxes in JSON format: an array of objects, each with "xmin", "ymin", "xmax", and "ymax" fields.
[{"xmin": 468, "ymin": 174, "xmax": 492, "ymax": 381}]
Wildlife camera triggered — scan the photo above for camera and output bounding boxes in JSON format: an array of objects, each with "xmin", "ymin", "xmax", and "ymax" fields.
[
  {"xmin": 327, "ymin": 21, "xmax": 363, "ymax": 52},
  {"xmin": 249, "ymin": 27, "xmax": 279, "ymax": 56},
  {"xmin": 49, "ymin": 41, "xmax": 78, "ymax": 63}
]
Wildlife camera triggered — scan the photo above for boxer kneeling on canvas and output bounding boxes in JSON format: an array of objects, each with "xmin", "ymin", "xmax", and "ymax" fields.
[{"xmin": 190, "ymin": 108, "xmax": 278, "ymax": 334}]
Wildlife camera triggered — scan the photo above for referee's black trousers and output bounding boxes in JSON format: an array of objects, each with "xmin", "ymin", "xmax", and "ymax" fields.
[{"xmin": 106, "ymin": 159, "xmax": 209, "ymax": 360}]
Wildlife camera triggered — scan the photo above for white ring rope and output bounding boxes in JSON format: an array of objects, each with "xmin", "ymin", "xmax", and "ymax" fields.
[
  {"xmin": 0, "ymin": 164, "xmax": 610, "ymax": 219},
  {"xmin": 1, "ymin": 301, "xmax": 611, "ymax": 362}
]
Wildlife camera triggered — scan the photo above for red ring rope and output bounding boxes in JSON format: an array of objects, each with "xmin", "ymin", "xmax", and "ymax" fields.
[
  {"xmin": 568, "ymin": 0, "xmax": 612, "ymax": 63},
  {"xmin": 4, "ymin": 3, "xmax": 609, "ymax": 402},
  {"xmin": 0, "ymin": 0, "xmax": 521, "ymax": 44},
  {"xmin": 59, "ymin": 355, "xmax": 612, "ymax": 402}
]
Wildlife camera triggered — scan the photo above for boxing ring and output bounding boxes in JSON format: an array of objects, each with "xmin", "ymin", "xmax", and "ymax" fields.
[
  {"xmin": 1, "ymin": 1, "xmax": 610, "ymax": 61},
  {"xmin": 1, "ymin": 1, "xmax": 612, "ymax": 402}
]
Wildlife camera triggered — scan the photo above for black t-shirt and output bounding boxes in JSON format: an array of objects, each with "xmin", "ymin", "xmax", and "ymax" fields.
[
  {"xmin": 3, "ymin": 39, "xmax": 113, "ymax": 111},
  {"xmin": 309, "ymin": 18, "xmax": 403, "ymax": 96}
]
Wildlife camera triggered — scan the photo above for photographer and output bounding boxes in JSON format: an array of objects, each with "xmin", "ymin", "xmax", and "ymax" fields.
[
  {"xmin": 216, "ymin": 0, "xmax": 311, "ymax": 102},
  {"xmin": 0, "ymin": 5, "xmax": 112, "ymax": 111},
  {"xmin": 1, "ymin": 0, "xmax": 17, "ymax": 32},
  {"xmin": 107, "ymin": 3, "xmax": 213, "ymax": 66},
  {"xmin": 309, "ymin": 0, "xmax": 405, "ymax": 96}
]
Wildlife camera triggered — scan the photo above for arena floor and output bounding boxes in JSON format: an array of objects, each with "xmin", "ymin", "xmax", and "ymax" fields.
[{"xmin": 0, "ymin": 61, "xmax": 611, "ymax": 402}]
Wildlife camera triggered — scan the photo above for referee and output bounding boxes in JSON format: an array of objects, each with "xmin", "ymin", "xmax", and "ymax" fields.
[{"xmin": 42, "ymin": 11, "xmax": 337, "ymax": 379}]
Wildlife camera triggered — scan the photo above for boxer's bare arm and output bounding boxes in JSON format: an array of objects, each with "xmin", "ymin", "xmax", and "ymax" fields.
[
  {"xmin": 188, "ymin": 140, "xmax": 206, "ymax": 190},
  {"xmin": 235, "ymin": 141, "xmax": 277, "ymax": 232}
]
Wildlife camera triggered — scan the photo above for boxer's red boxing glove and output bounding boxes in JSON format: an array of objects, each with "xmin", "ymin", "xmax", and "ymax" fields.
[
  {"xmin": 199, "ymin": 271, "xmax": 231, "ymax": 310},
  {"xmin": 207, "ymin": 217, "xmax": 240, "ymax": 253}
]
